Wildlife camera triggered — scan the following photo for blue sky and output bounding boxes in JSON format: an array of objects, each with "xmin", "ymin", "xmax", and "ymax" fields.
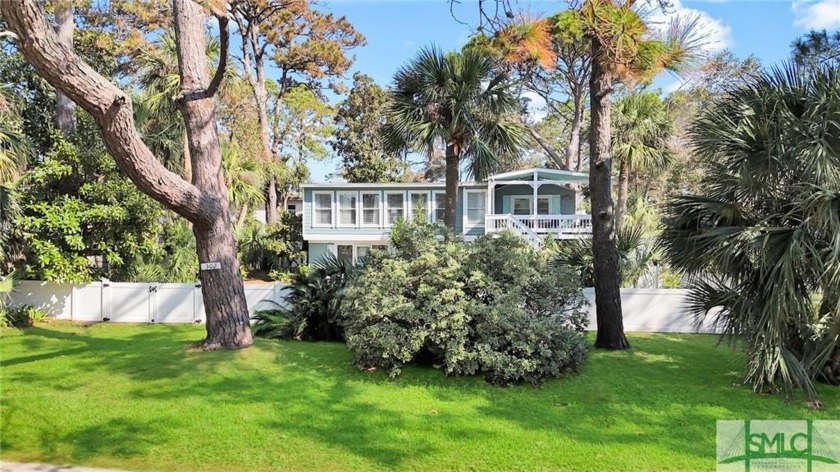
[{"xmin": 303, "ymin": 0, "xmax": 840, "ymax": 180}]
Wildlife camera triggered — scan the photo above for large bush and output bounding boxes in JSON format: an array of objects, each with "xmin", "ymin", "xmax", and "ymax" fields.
[{"xmin": 343, "ymin": 221, "xmax": 588, "ymax": 385}]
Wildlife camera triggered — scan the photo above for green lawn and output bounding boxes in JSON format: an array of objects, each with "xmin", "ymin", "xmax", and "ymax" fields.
[{"xmin": 1, "ymin": 324, "xmax": 837, "ymax": 471}]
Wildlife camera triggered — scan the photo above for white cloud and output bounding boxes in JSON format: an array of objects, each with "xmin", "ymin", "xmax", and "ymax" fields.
[
  {"xmin": 521, "ymin": 91, "xmax": 547, "ymax": 123},
  {"xmin": 792, "ymin": 0, "xmax": 840, "ymax": 30},
  {"xmin": 647, "ymin": 0, "xmax": 733, "ymax": 54}
]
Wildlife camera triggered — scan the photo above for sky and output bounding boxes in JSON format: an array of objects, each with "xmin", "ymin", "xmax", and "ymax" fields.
[{"xmin": 301, "ymin": 0, "xmax": 840, "ymax": 181}]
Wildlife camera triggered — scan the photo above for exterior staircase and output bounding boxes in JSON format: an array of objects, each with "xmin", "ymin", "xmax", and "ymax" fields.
[{"xmin": 486, "ymin": 214, "xmax": 543, "ymax": 250}]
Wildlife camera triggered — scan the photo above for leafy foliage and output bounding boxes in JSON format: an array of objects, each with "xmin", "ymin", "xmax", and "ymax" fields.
[
  {"xmin": 660, "ymin": 63, "xmax": 840, "ymax": 405},
  {"xmin": 333, "ymin": 72, "xmax": 406, "ymax": 183},
  {"xmin": 1, "ymin": 304, "xmax": 48, "ymax": 329},
  {"xmin": 15, "ymin": 136, "xmax": 162, "ymax": 283},
  {"xmin": 237, "ymin": 212, "xmax": 305, "ymax": 277},
  {"xmin": 549, "ymin": 224, "xmax": 658, "ymax": 288},
  {"xmin": 252, "ymin": 255, "xmax": 353, "ymax": 341},
  {"xmin": 129, "ymin": 219, "xmax": 198, "ymax": 283},
  {"xmin": 343, "ymin": 221, "xmax": 588, "ymax": 385}
]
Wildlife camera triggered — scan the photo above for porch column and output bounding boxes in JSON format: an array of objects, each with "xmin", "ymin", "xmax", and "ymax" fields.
[
  {"xmin": 532, "ymin": 171, "xmax": 538, "ymax": 215},
  {"xmin": 486, "ymin": 181, "xmax": 494, "ymax": 215}
]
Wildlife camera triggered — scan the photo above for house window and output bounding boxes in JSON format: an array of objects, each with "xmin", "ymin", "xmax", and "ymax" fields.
[
  {"xmin": 337, "ymin": 191, "xmax": 358, "ymax": 227},
  {"xmin": 433, "ymin": 192, "xmax": 446, "ymax": 222},
  {"xmin": 513, "ymin": 196, "xmax": 531, "ymax": 215},
  {"xmin": 409, "ymin": 192, "xmax": 429, "ymax": 221},
  {"xmin": 465, "ymin": 190, "xmax": 486, "ymax": 226},
  {"xmin": 356, "ymin": 246, "xmax": 370, "ymax": 261},
  {"xmin": 361, "ymin": 192, "xmax": 381, "ymax": 227},
  {"xmin": 385, "ymin": 192, "xmax": 405, "ymax": 225},
  {"xmin": 313, "ymin": 192, "xmax": 333, "ymax": 226},
  {"xmin": 336, "ymin": 245, "xmax": 353, "ymax": 264},
  {"xmin": 537, "ymin": 197, "xmax": 551, "ymax": 215}
]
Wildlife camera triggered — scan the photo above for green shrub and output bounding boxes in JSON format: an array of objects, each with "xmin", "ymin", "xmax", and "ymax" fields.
[
  {"xmin": 1, "ymin": 305, "xmax": 49, "ymax": 328},
  {"xmin": 343, "ymin": 221, "xmax": 589, "ymax": 385},
  {"xmin": 252, "ymin": 256, "xmax": 352, "ymax": 341}
]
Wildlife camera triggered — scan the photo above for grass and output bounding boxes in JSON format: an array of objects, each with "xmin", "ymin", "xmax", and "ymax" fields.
[{"xmin": 0, "ymin": 323, "xmax": 837, "ymax": 471}]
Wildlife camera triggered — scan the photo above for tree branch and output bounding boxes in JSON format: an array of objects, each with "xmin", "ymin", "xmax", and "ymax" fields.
[
  {"xmin": 205, "ymin": 9, "xmax": 229, "ymax": 97},
  {"xmin": 0, "ymin": 0, "xmax": 214, "ymax": 225}
]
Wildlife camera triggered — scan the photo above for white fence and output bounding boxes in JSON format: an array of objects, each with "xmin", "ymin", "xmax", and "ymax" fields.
[
  {"xmin": 7, "ymin": 280, "xmax": 287, "ymax": 324},
  {"xmin": 8, "ymin": 281, "xmax": 718, "ymax": 334},
  {"xmin": 582, "ymin": 288, "xmax": 719, "ymax": 334}
]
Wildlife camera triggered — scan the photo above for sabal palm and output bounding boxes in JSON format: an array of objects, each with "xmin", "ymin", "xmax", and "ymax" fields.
[
  {"xmin": 134, "ymin": 31, "xmax": 220, "ymax": 176},
  {"xmin": 612, "ymin": 91, "xmax": 673, "ymax": 227},
  {"xmin": 221, "ymin": 142, "xmax": 265, "ymax": 228},
  {"xmin": 385, "ymin": 46, "xmax": 526, "ymax": 230},
  {"xmin": 660, "ymin": 63, "xmax": 840, "ymax": 404},
  {"xmin": 0, "ymin": 84, "xmax": 30, "ymax": 184}
]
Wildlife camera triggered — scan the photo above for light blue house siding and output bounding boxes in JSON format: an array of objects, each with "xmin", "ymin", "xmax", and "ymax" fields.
[
  {"xmin": 493, "ymin": 184, "xmax": 576, "ymax": 215},
  {"xmin": 301, "ymin": 168, "xmax": 590, "ymax": 263},
  {"xmin": 308, "ymin": 242, "xmax": 334, "ymax": 265}
]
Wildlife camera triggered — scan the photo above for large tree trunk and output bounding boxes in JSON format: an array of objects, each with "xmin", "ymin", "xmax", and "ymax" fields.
[
  {"xmin": 567, "ymin": 90, "xmax": 584, "ymax": 171},
  {"xmin": 588, "ymin": 39, "xmax": 628, "ymax": 350},
  {"xmin": 616, "ymin": 160, "xmax": 629, "ymax": 229},
  {"xmin": 444, "ymin": 143, "xmax": 459, "ymax": 231},
  {"xmin": 173, "ymin": 0, "xmax": 251, "ymax": 349},
  {"xmin": 54, "ymin": 0, "xmax": 76, "ymax": 137},
  {"xmin": 1, "ymin": 0, "xmax": 253, "ymax": 349}
]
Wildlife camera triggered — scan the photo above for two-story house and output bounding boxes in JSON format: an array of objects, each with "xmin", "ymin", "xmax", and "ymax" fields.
[{"xmin": 301, "ymin": 168, "xmax": 592, "ymax": 264}]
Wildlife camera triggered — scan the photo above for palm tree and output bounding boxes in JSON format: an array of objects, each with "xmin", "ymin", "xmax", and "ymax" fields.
[
  {"xmin": 580, "ymin": 2, "xmax": 705, "ymax": 349},
  {"xmin": 660, "ymin": 63, "xmax": 840, "ymax": 405},
  {"xmin": 0, "ymin": 85, "xmax": 29, "ymax": 271},
  {"xmin": 385, "ymin": 46, "xmax": 527, "ymax": 230},
  {"xmin": 134, "ymin": 31, "xmax": 221, "ymax": 180},
  {"xmin": 612, "ymin": 91, "xmax": 673, "ymax": 228},
  {"xmin": 0, "ymin": 85, "xmax": 29, "ymax": 184},
  {"xmin": 221, "ymin": 141, "xmax": 266, "ymax": 228}
]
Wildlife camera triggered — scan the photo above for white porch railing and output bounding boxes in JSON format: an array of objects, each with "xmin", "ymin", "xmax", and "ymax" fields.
[
  {"xmin": 517, "ymin": 214, "xmax": 593, "ymax": 234},
  {"xmin": 486, "ymin": 214, "xmax": 592, "ymax": 237},
  {"xmin": 485, "ymin": 214, "xmax": 543, "ymax": 249}
]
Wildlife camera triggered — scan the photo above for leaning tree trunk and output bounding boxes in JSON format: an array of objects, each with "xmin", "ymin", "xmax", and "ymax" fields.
[
  {"xmin": 444, "ymin": 143, "xmax": 459, "ymax": 232},
  {"xmin": 1, "ymin": 0, "xmax": 254, "ymax": 349},
  {"xmin": 615, "ymin": 160, "xmax": 629, "ymax": 229},
  {"xmin": 589, "ymin": 40, "xmax": 628, "ymax": 350},
  {"xmin": 54, "ymin": 0, "xmax": 76, "ymax": 137},
  {"xmin": 567, "ymin": 90, "xmax": 584, "ymax": 172},
  {"xmin": 527, "ymin": 125, "xmax": 567, "ymax": 170}
]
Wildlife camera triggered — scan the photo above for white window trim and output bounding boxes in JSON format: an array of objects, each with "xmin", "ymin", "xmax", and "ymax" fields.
[
  {"xmin": 360, "ymin": 191, "xmax": 382, "ymax": 228},
  {"xmin": 464, "ymin": 189, "xmax": 487, "ymax": 228},
  {"xmin": 330, "ymin": 243, "xmax": 376, "ymax": 264},
  {"xmin": 312, "ymin": 191, "xmax": 334, "ymax": 228},
  {"xmin": 336, "ymin": 191, "xmax": 360, "ymax": 228},
  {"xmin": 511, "ymin": 195, "xmax": 552, "ymax": 215},
  {"xmin": 408, "ymin": 191, "xmax": 430, "ymax": 221},
  {"xmin": 432, "ymin": 191, "xmax": 446, "ymax": 222},
  {"xmin": 384, "ymin": 191, "xmax": 405, "ymax": 227}
]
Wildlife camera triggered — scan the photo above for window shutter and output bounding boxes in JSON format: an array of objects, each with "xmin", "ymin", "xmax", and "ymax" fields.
[{"xmin": 502, "ymin": 196, "xmax": 511, "ymax": 214}]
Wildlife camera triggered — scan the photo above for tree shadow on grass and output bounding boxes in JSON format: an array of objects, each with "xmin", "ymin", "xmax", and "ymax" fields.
[{"xmin": 3, "ymin": 326, "xmax": 834, "ymax": 471}]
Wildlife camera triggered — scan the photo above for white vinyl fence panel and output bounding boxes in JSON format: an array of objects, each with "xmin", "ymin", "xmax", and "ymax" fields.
[
  {"xmin": 582, "ymin": 288, "xmax": 720, "ymax": 334},
  {"xmin": 9, "ymin": 281, "xmax": 718, "ymax": 333},
  {"xmin": 8, "ymin": 281, "xmax": 287, "ymax": 324}
]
